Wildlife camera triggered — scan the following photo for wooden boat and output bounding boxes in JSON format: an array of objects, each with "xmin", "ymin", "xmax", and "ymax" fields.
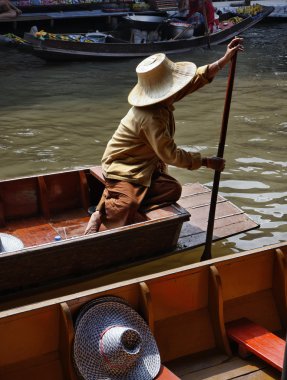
[
  {"xmin": 0, "ymin": 242, "xmax": 286, "ymax": 379},
  {"xmin": 0, "ymin": 166, "xmax": 257, "ymax": 303},
  {"xmin": 22, "ymin": 5, "xmax": 274, "ymax": 61}
]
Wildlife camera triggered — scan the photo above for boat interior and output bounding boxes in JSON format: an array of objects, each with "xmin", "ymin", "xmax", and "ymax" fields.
[
  {"xmin": 0, "ymin": 243, "xmax": 286, "ymax": 379},
  {"xmin": 0, "ymin": 166, "xmax": 182, "ymax": 248},
  {"xmin": 0, "ymin": 169, "xmax": 95, "ymax": 246}
]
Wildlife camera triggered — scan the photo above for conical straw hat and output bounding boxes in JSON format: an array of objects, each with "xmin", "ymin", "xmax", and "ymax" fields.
[
  {"xmin": 128, "ymin": 53, "xmax": 197, "ymax": 107},
  {"xmin": 73, "ymin": 296, "xmax": 161, "ymax": 380}
]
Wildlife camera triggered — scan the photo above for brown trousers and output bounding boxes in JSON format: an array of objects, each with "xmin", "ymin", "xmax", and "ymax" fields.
[{"xmin": 85, "ymin": 172, "xmax": 182, "ymax": 234}]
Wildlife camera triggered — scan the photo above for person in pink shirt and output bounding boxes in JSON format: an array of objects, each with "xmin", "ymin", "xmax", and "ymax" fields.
[{"xmin": 204, "ymin": 0, "xmax": 216, "ymax": 32}]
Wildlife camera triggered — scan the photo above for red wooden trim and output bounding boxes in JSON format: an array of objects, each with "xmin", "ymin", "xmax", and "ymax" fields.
[
  {"xmin": 226, "ymin": 318, "xmax": 285, "ymax": 372},
  {"xmin": 155, "ymin": 365, "xmax": 180, "ymax": 379}
]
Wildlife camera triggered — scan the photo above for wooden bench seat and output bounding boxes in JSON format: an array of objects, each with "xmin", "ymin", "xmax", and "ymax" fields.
[{"xmin": 226, "ymin": 318, "xmax": 285, "ymax": 372}]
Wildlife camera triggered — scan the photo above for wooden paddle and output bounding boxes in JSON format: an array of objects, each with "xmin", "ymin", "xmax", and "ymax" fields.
[{"xmin": 200, "ymin": 51, "xmax": 238, "ymax": 262}]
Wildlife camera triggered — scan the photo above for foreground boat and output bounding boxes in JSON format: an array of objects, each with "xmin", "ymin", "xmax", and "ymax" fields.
[
  {"xmin": 0, "ymin": 166, "xmax": 257, "ymax": 302},
  {"xmin": 20, "ymin": 5, "xmax": 274, "ymax": 61},
  {"xmin": 0, "ymin": 242, "xmax": 286, "ymax": 379}
]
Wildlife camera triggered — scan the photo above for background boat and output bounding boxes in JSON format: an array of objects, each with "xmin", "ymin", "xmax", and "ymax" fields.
[{"xmin": 19, "ymin": 5, "xmax": 274, "ymax": 61}]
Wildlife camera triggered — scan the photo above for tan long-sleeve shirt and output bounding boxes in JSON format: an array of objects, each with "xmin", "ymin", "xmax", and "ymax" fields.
[{"xmin": 102, "ymin": 65, "xmax": 213, "ymax": 187}]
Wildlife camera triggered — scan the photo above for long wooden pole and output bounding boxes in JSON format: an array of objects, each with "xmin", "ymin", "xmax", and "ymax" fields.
[{"xmin": 200, "ymin": 52, "xmax": 238, "ymax": 262}]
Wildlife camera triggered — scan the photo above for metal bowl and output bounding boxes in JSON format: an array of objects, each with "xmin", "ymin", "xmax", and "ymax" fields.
[
  {"xmin": 122, "ymin": 15, "xmax": 167, "ymax": 31},
  {"xmin": 167, "ymin": 22, "xmax": 195, "ymax": 39}
]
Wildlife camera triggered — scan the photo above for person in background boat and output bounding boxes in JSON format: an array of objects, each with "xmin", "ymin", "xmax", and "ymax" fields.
[
  {"xmin": 187, "ymin": 0, "xmax": 216, "ymax": 35},
  {"xmin": 85, "ymin": 37, "xmax": 244, "ymax": 234},
  {"xmin": 0, "ymin": 0, "xmax": 21, "ymax": 19},
  {"xmin": 204, "ymin": 0, "xmax": 216, "ymax": 32}
]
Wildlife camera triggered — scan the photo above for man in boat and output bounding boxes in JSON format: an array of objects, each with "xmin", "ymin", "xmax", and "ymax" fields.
[
  {"xmin": 0, "ymin": 0, "xmax": 21, "ymax": 19},
  {"xmin": 85, "ymin": 37, "xmax": 243, "ymax": 234}
]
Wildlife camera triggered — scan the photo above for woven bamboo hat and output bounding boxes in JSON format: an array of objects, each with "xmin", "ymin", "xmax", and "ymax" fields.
[
  {"xmin": 128, "ymin": 53, "xmax": 197, "ymax": 107},
  {"xmin": 73, "ymin": 296, "xmax": 161, "ymax": 380}
]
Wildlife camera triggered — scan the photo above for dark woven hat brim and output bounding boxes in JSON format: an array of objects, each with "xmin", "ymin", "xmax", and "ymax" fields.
[{"xmin": 74, "ymin": 296, "xmax": 130, "ymax": 329}]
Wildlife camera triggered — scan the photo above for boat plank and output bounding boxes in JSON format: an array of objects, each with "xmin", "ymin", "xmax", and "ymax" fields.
[
  {"xmin": 176, "ymin": 192, "xmax": 225, "ymax": 209},
  {"xmin": 177, "ymin": 183, "xmax": 258, "ymax": 250},
  {"xmin": 179, "ymin": 213, "xmax": 253, "ymax": 238},
  {"xmin": 5, "ymin": 220, "xmax": 58, "ymax": 246},
  {"xmin": 226, "ymin": 318, "xmax": 285, "ymax": 372},
  {"xmin": 167, "ymin": 352, "xmax": 229, "ymax": 378},
  {"xmin": 1, "ymin": 212, "xmax": 90, "ymax": 246},
  {"xmin": 180, "ymin": 183, "xmax": 210, "ymax": 197},
  {"xmin": 183, "ymin": 201, "xmax": 243, "ymax": 221},
  {"xmin": 179, "ymin": 355, "xmax": 280, "ymax": 379}
]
